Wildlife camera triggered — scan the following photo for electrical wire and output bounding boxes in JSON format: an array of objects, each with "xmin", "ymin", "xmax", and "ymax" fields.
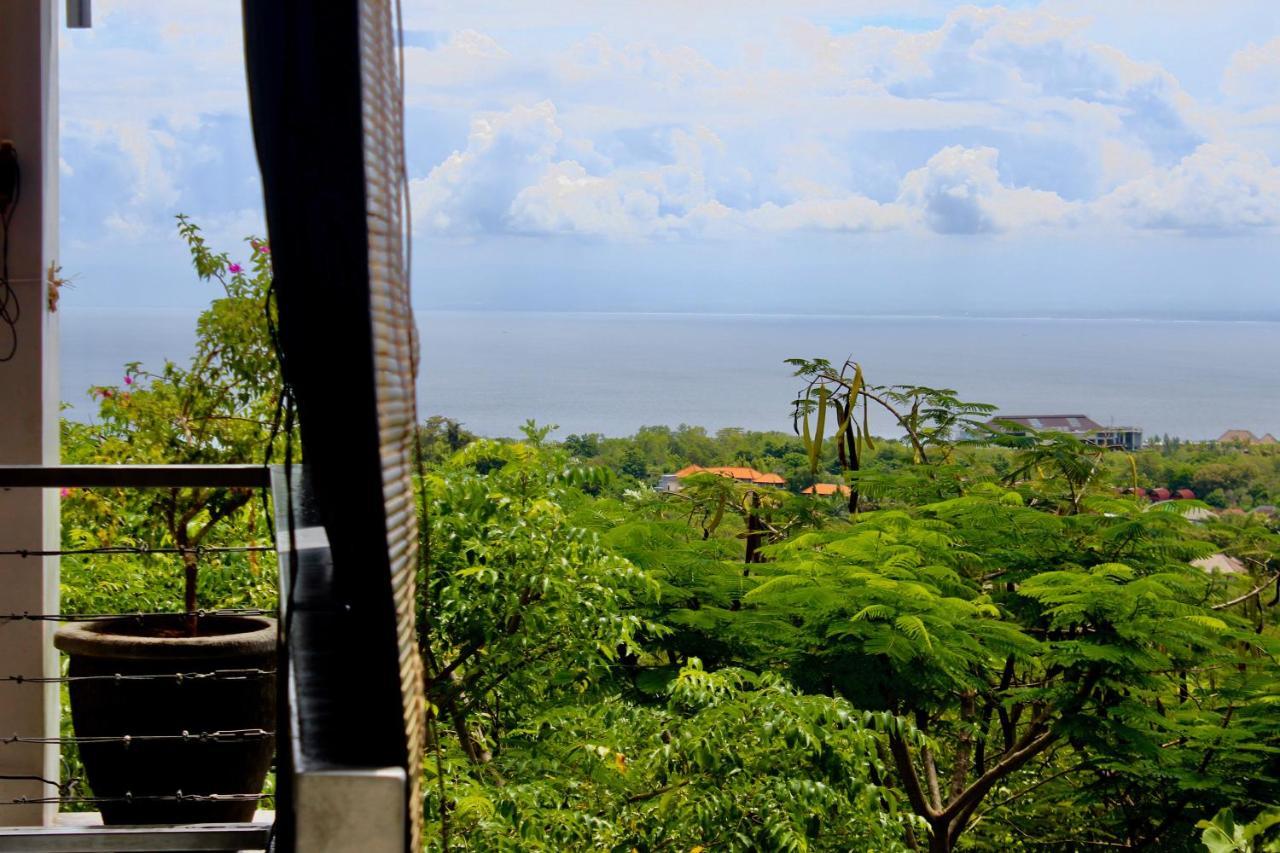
[{"xmin": 0, "ymin": 140, "xmax": 20, "ymax": 362}]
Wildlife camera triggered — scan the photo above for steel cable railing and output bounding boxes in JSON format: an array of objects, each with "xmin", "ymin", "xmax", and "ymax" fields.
[
  {"xmin": 2, "ymin": 668, "xmax": 274, "ymax": 685},
  {"xmin": 2, "ymin": 729, "xmax": 273, "ymax": 746},
  {"xmin": 0, "ymin": 608, "xmax": 273, "ymax": 624},
  {"xmin": 0, "ymin": 465, "xmax": 281, "ymax": 828},
  {"xmin": 0, "ymin": 545, "xmax": 272, "ymax": 558},
  {"xmin": 3, "ymin": 793, "xmax": 274, "ymax": 807}
]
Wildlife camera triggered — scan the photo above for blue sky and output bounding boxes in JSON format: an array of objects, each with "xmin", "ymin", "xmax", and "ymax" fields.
[{"xmin": 59, "ymin": 1, "xmax": 1280, "ymax": 318}]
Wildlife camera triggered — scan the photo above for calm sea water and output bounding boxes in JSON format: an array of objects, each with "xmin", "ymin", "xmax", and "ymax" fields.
[{"xmin": 60, "ymin": 308, "xmax": 1280, "ymax": 441}]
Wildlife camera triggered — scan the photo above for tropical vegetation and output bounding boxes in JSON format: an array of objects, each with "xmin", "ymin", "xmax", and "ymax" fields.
[{"xmin": 56, "ymin": 220, "xmax": 1280, "ymax": 850}]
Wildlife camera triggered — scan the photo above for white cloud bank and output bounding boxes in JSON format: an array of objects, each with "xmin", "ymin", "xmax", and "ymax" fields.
[
  {"xmin": 403, "ymin": 4, "xmax": 1280, "ymax": 241},
  {"xmin": 413, "ymin": 100, "xmax": 1280, "ymax": 239},
  {"xmin": 61, "ymin": 1, "xmax": 1280, "ymax": 249}
]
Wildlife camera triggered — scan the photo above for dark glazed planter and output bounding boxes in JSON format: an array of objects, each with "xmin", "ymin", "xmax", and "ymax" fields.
[{"xmin": 52, "ymin": 615, "xmax": 276, "ymax": 825}]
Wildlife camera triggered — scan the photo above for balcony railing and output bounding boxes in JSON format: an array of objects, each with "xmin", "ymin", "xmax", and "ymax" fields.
[
  {"xmin": 0, "ymin": 465, "xmax": 275, "ymax": 852},
  {"xmin": 0, "ymin": 463, "xmax": 407, "ymax": 853}
]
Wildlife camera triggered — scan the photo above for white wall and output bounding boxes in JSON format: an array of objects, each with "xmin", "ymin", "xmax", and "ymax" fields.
[{"xmin": 0, "ymin": 0, "xmax": 61, "ymax": 827}]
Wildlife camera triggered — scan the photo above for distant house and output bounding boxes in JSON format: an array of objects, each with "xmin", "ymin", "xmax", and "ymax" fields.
[
  {"xmin": 657, "ymin": 464, "xmax": 786, "ymax": 493},
  {"xmin": 1218, "ymin": 429, "xmax": 1278, "ymax": 446},
  {"xmin": 655, "ymin": 474, "xmax": 682, "ymax": 493},
  {"xmin": 988, "ymin": 414, "xmax": 1143, "ymax": 452},
  {"xmin": 1122, "ymin": 486, "xmax": 1194, "ymax": 502},
  {"xmin": 802, "ymin": 483, "xmax": 851, "ymax": 497},
  {"xmin": 1193, "ymin": 554, "xmax": 1247, "ymax": 575}
]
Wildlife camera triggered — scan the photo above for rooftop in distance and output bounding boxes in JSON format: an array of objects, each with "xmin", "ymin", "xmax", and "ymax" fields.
[
  {"xmin": 1218, "ymin": 429, "xmax": 1278, "ymax": 445},
  {"xmin": 987, "ymin": 414, "xmax": 1143, "ymax": 452}
]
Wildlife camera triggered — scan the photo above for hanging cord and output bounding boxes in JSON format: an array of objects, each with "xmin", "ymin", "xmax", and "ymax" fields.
[
  {"xmin": 261, "ymin": 276, "xmax": 293, "ymax": 542},
  {"xmin": 0, "ymin": 140, "xmax": 21, "ymax": 362},
  {"xmin": 389, "ymin": 1, "xmax": 447, "ymax": 846},
  {"xmin": 261, "ymin": 260, "xmax": 299, "ymax": 853}
]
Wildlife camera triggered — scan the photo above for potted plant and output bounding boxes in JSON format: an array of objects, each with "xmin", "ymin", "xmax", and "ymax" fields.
[
  {"xmin": 56, "ymin": 218, "xmax": 293, "ymax": 823},
  {"xmin": 53, "ymin": 613, "xmax": 276, "ymax": 824}
]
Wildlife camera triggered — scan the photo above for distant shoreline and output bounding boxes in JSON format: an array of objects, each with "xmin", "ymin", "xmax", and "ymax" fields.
[
  {"xmin": 60, "ymin": 309, "xmax": 1280, "ymax": 440},
  {"xmin": 59, "ymin": 303, "xmax": 1280, "ymax": 325}
]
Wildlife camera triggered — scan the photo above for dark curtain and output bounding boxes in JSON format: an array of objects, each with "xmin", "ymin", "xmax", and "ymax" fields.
[{"xmin": 241, "ymin": 2, "xmax": 411, "ymax": 848}]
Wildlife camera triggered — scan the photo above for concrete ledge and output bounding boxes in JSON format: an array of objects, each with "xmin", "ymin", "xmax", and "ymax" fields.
[{"xmin": 0, "ymin": 812, "xmax": 273, "ymax": 851}]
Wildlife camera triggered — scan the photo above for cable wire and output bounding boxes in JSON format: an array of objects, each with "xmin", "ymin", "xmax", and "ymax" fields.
[
  {"xmin": 2, "ymin": 728, "xmax": 273, "ymax": 746},
  {"xmin": 0, "ymin": 544, "xmax": 271, "ymax": 558},
  {"xmin": 2, "ymin": 792, "xmax": 273, "ymax": 806},
  {"xmin": 3, "ymin": 668, "xmax": 275, "ymax": 685},
  {"xmin": 0, "ymin": 607, "xmax": 272, "ymax": 623}
]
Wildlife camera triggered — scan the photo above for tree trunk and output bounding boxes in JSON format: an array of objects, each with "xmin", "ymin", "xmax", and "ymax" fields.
[
  {"xmin": 744, "ymin": 491, "xmax": 764, "ymax": 565},
  {"xmin": 927, "ymin": 824, "xmax": 951, "ymax": 853},
  {"xmin": 181, "ymin": 543, "xmax": 199, "ymax": 636}
]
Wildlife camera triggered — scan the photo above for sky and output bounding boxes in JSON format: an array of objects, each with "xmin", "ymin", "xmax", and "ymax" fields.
[{"xmin": 58, "ymin": 1, "xmax": 1280, "ymax": 319}]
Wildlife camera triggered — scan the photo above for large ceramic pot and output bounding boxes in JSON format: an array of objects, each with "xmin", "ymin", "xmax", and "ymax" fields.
[{"xmin": 52, "ymin": 615, "xmax": 276, "ymax": 825}]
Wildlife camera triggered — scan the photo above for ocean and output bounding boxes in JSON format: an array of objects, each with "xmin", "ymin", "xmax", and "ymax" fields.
[{"xmin": 59, "ymin": 308, "xmax": 1280, "ymax": 441}]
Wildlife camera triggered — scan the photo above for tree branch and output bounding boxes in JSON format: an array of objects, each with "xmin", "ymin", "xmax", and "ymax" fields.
[
  {"xmin": 1212, "ymin": 574, "xmax": 1280, "ymax": 610},
  {"xmin": 889, "ymin": 734, "xmax": 939, "ymax": 820}
]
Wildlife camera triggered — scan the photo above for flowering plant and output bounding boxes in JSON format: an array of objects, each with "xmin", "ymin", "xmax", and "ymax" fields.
[{"xmin": 61, "ymin": 216, "xmax": 295, "ymax": 632}]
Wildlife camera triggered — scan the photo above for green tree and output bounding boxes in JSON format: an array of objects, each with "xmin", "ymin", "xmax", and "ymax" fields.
[
  {"xmin": 61, "ymin": 216, "xmax": 288, "ymax": 629},
  {"xmin": 418, "ymin": 439, "xmax": 661, "ymax": 767},
  {"xmin": 619, "ymin": 446, "xmax": 650, "ymax": 481}
]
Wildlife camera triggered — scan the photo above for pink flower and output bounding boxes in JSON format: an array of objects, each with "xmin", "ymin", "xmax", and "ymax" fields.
[
  {"xmin": 228, "ymin": 262, "xmax": 243, "ymax": 274},
  {"xmin": 59, "ymin": 488, "xmax": 71, "ymax": 499},
  {"xmin": 256, "ymin": 244, "xmax": 270, "ymax": 255},
  {"xmin": 123, "ymin": 375, "xmax": 133, "ymax": 385}
]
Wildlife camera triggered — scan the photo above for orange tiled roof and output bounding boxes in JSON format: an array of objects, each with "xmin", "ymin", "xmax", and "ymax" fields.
[
  {"xmin": 802, "ymin": 483, "xmax": 851, "ymax": 496},
  {"xmin": 676, "ymin": 465, "xmax": 786, "ymax": 486},
  {"xmin": 1219, "ymin": 429, "xmax": 1258, "ymax": 443},
  {"xmin": 706, "ymin": 466, "xmax": 763, "ymax": 481}
]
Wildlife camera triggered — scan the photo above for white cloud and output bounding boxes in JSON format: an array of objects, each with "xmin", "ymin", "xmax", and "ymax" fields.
[
  {"xmin": 413, "ymin": 101, "xmax": 1089, "ymax": 238},
  {"xmin": 897, "ymin": 146, "xmax": 1075, "ymax": 234},
  {"xmin": 807, "ymin": 6, "xmax": 1208, "ymax": 164},
  {"xmin": 413, "ymin": 103, "xmax": 738, "ymax": 238},
  {"xmin": 403, "ymin": 29, "xmax": 513, "ymax": 97},
  {"xmin": 508, "ymin": 162, "xmax": 668, "ymax": 238},
  {"xmin": 1098, "ymin": 143, "xmax": 1280, "ymax": 234},
  {"xmin": 411, "ymin": 100, "xmax": 563, "ymax": 232},
  {"xmin": 744, "ymin": 196, "xmax": 908, "ymax": 233},
  {"xmin": 555, "ymin": 34, "xmax": 720, "ymax": 89},
  {"xmin": 60, "ymin": 2, "xmax": 1280, "ymax": 255},
  {"xmin": 412, "ymin": 93, "xmax": 1280, "ymax": 240},
  {"xmin": 1097, "ymin": 138, "xmax": 1155, "ymax": 192},
  {"xmin": 1223, "ymin": 37, "xmax": 1280, "ymax": 105}
]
